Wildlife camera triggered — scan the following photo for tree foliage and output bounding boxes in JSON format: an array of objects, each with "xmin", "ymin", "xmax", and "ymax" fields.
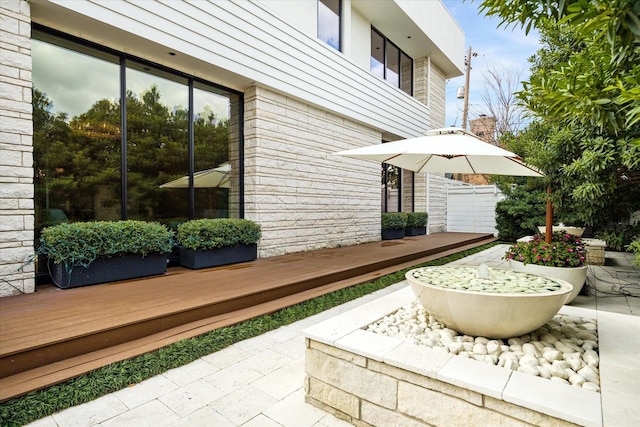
[
  {"xmin": 479, "ymin": 0, "xmax": 640, "ymax": 235},
  {"xmin": 479, "ymin": 0, "xmax": 640, "ymax": 133}
]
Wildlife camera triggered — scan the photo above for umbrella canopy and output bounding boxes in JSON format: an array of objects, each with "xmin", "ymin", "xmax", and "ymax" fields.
[
  {"xmin": 334, "ymin": 127, "xmax": 543, "ymax": 177},
  {"xmin": 160, "ymin": 162, "xmax": 231, "ymax": 189}
]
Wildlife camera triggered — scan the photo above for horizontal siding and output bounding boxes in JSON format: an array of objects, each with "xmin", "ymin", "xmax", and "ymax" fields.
[{"xmin": 48, "ymin": 0, "xmax": 433, "ymax": 140}]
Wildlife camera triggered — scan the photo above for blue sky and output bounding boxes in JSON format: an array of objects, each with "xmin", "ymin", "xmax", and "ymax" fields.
[{"xmin": 442, "ymin": 0, "xmax": 541, "ymax": 128}]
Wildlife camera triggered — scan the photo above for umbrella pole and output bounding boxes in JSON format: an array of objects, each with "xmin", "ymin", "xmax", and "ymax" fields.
[{"xmin": 545, "ymin": 185, "xmax": 553, "ymax": 244}]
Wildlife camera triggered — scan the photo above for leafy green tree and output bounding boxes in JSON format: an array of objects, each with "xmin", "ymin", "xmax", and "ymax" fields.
[
  {"xmin": 479, "ymin": 0, "xmax": 640, "ymax": 235},
  {"xmin": 479, "ymin": 0, "xmax": 640, "ymax": 132}
]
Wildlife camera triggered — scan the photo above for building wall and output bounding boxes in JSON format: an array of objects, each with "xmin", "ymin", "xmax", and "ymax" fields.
[
  {"xmin": 0, "ymin": 0, "xmax": 464, "ymax": 294},
  {"xmin": 245, "ymin": 86, "xmax": 381, "ymax": 257},
  {"xmin": 0, "ymin": 0, "xmax": 35, "ymax": 297}
]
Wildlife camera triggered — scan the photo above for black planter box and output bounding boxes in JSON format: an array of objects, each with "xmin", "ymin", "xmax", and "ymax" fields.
[
  {"xmin": 381, "ymin": 229, "xmax": 405, "ymax": 240},
  {"xmin": 179, "ymin": 244, "xmax": 258, "ymax": 269},
  {"xmin": 49, "ymin": 253, "xmax": 168, "ymax": 289},
  {"xmin": 405, "ymin": 226, "xmax": 427, "ymax": 236}
]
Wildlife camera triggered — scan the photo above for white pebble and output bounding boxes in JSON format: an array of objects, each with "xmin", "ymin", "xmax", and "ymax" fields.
[
  {"xmin": 582, "ymin": 382, "xmax": 600, "ymax": 392},
  {"xmin": 522, "ymin": 343, "xmax": 541, "ymax": 357},
  {"xmin": 472, "ymin": 342, "xmax": 488, "ymax": 355},
  {"xmin": 541, "ymin": 333, "xmax": 558, "ymax": 344},
  {"xmin": 568, "ymin": 373, "xmax": 586, "ymax": 386},
  {"xmin": 543, "ymin": 349, "xmax": 563, "ymax": 362},
  {"xmin": 578, "ymin": 366, "xmax": 599, "ymax": 384},
  {"xmin": 518, "ymin": 365, "xmax": 540, "ymax": 376}
]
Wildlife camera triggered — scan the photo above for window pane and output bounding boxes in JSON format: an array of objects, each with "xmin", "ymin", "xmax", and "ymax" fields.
[
  {"xmin": 386, "ymin": 42, "xmax": 400, "ymax": 87},
  {"xmin": 192, "ymin": 83, "xmax": 240, "ymax": 219},
  {"xmin": 400, "ymin": 52, "xmax": 412, "ymax": 95},
  {"xmin": 382, "ymin": 164, "xmax": 400, "ymax": 212},
  {"xmin": 318, "ymin": 0, "xmax": 340, "ymax": 50},
  {"xmin": 32, "ymin": 33, "xmax": 121, "ymax": 234},
  {"xmin": 370, "ymin": 29, "xmax": 384, "ymax": 78},
  {"xmin": 126, "ymin": 62, "xmax": 189, "ymax": 223}
]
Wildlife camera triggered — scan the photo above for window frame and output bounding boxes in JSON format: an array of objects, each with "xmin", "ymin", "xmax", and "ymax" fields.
[
  {"xmin": 318, "ymin": 0, "xmax": 342, "ymax": 51},
  {"xmin": 371, "ymin": 26, "xmax": 413, "ymax": 95},
  {"xmin": 32, "ymin": 24, "xmax": 245, "ymax": 222}
]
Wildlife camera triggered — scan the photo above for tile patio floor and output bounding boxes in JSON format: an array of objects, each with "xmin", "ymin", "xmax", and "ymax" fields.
[{"xmin": 25, "ymin": 245, "xmax": 639, "ymax": 427}]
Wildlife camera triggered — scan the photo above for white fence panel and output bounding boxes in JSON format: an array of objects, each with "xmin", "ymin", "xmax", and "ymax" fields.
[{"xmin": 446, "ymin": 185, "xmax": 505, "ymax": 235}]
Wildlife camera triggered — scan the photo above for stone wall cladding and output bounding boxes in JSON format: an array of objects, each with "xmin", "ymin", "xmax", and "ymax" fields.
[
  {"xmin": 0, "ymin": 0, "xmax": 35, "ymax": 296},
  {"xmin": 305, "ymin": 339, "xmax": 579, "ymax": 427},
  {"xmin": 244, "ymin": 86, "xmax": 382, "ymax": 257}
]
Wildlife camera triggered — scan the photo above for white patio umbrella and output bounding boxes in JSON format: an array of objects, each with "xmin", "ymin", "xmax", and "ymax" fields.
[
  {"xmin": 334, "ymin": 127, "xmax": 551, "ymax": 239},
  {"xmin": 159, "ymin": 162, "xmax": 231, "ymax": 189},
  {"xmin": 334, "ymin": 127, "xmax": 543, "ymax": 177}
]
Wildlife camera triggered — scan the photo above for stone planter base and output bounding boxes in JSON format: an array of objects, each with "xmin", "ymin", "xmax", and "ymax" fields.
[
  {"xmin": 381, "ymin": 229, "xmax": 404, "ymax": 240},
  {"xmin": 179, "ymin": 244, "xmax": 257, "ymax": 269},
  {"xmin": 49, "ymin": 253, "xmax": 168, "ymax": 289},
  {"xmin": 304, "ymin": 287, "xmax": 601, "ymax": 427}
]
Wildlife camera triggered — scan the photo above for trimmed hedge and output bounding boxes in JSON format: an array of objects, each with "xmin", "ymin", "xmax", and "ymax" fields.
[
  {"xmin": 381, "ymin": 212, "xmax": 408, "ymax": 230},
  {"xmin": 177, "ymin": 218, "xmax": 261, "ymax": 250},
  {"xmin": 406, "ymin": 212, "xmax": 428, "ymax": 228},
  {"xmin": 38, "ymin": 221, "xmax": 174, "ymax": 267}
]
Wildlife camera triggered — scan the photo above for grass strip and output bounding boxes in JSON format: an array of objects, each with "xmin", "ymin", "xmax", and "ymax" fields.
[{"xmin": 0, "ymin": 242, "xmax": 498, "ymax": 426}]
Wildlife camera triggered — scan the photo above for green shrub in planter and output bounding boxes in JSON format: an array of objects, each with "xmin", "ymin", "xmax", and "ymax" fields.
[
  {"xmin": 405, "ymin": 212, "xmax": 428, "ymax": 236},
  {"xmin": 177, "ymin": 219, "xmax": 261, "ymax": 250},
  {"xmin": 38, "ymin": 221, "xmax": 174, "ymax": 288},
  {"xmin": 381, "ymin": 212, "xmax": 408, "ymax": 230},
  {"xmin": 381, "ymin": 212, "xmax": 408, "ymax": 240},
  {"xmin": 177, "ymin": 219, "xmax": 262, "ymax": 269},
  {"xmin": 39, "ymin": 220, "xmax": 174, "ymax": 267},
  {"xmin": 406, "ymin": 212, "xmax": 428, "ymax": 228}
]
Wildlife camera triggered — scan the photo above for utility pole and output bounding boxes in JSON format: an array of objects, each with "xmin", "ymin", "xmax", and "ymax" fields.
[{"xmin": 461, "ymin": 46, "xmax": 473, "ymax": 130}]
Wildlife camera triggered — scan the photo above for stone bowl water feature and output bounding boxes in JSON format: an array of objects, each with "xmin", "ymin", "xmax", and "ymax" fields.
[{"xmin": 406, "ymin": 265, "xmax": 573, "ymax": 339}]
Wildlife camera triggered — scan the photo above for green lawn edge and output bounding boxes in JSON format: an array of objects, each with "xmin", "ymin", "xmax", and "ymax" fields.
[{"xmin": 1, "ymin": 242, "xmax": 498, "ymax": 426}]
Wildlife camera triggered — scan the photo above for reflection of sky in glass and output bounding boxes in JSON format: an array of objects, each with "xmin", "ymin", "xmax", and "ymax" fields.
[
  {"xmin": 32, "ymin": 39, "xmax": 119, "ymax": 120},
  {"xmin": 126, "ymin": 66, "xmax": 188, "ymax": 112},
  {"xmin": 32, "ymin": 37, "xmax": 230, "ymax": 122},
  {"xmin": 370, "ymin": 58, "xmax": 384, "ymax": 78},
  {"xmin": 194, "ymin": 88, "xmax": 230, "ymax": 121},
  {"xmin": 318, "ymin": 1, "xmax": 339, "ymax": 50}
]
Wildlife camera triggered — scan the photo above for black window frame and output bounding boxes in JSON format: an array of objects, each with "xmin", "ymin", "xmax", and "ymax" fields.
[
  {"xmin": 371, "ymin": 26, "xmax": 413, "ymax": 96},
  {"xmin": 32, "ymin": 24, "xmax": 245, "ymax": 220}
]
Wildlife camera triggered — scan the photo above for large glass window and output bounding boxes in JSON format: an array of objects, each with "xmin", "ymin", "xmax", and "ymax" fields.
[
  {"xmin": 382, "ymin": 164, "xmax": 401, "ymax": 213},
  {"xmin": 32, "ymin": 28, "xmax": 242, "ymax": 239},
  {"xmin": 370, "ymin": 28, "xmax": 413, "ymax": 95},
  {"xmin": 318, "ymin": 0, "xmax": 341, "ymax": 50},
  {"xmin": 32, "ymin": 33, "xmax": 122, "ymax": 230}
]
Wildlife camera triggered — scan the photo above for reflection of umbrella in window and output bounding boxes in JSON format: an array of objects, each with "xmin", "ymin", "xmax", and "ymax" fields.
[{"xmin": 159, "ymin": 162, "xmax": 231, "ymax": 189}]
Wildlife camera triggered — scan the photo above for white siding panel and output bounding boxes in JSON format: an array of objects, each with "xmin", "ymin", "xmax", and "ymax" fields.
[
  {"xmin": 446, "ymin": 185, "xmax": 505, "ymax": 235},
  {"xmin": 48, "ymin": 0, "xmax": 432, "ymax": 140}
]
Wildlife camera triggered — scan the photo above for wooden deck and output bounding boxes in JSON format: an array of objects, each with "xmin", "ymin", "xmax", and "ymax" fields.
[{"xmin": 0, "ymin": 232, "xmax": 495, "ymax": 401}]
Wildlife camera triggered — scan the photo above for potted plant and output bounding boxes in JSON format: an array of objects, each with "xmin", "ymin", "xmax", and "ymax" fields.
[
  {"xmin": 38, "ymin": 220, "xmax": 173, "ymax": 289},
  {"xmin": 177, "ymin": 218, "xmax": 261, "ymax": 269},
  {"xmin": 405, "ymin": 212, "xmax": 428, "ymax": 236},
  {"xmin": 381, "ymin": 212, "xmax": 407, "ymax": 240},
  {"xmin": 504, "ymin": 232, "xmax": 588, "ymax": 304}
]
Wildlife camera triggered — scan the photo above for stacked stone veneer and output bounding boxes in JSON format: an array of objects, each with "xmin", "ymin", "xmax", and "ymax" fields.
[
  {"xmin": 305, "ymin": 339, "xmax": 579, "ymax": 427},
  {"xmin": 244, "ymin": 86, "xmax": 382, "ymax": 257},
  {"xmin": 0, "ymin": 0, "xmax": 35, "ymax": 296}
]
